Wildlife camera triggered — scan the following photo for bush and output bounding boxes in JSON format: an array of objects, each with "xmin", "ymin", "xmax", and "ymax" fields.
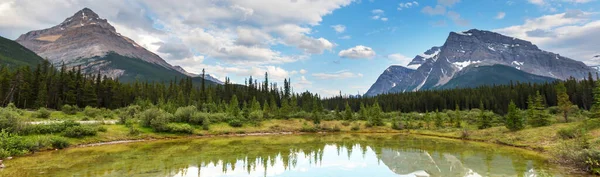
[
  {"xmin": 351, "ymin": 124, "xmax": 360, "ymax": 131},
  {"xmin": 189, "ymin": 112, "xmax": 209, "ymax": 125},
  {"xmin": 300, "ymin": 124, "xmax": 319, "ymax": 132},
  {"xmin": 228, "ymin": 118, "xmax": 243, "ymax": 128},
  {"xmin": 202, "ymin": 117, "xmax": 211, "ymax": 130},
  {"xmin": 248, "ymin": 111, "xmax": 263, "ymax": 124},
  {"xmin": 342, "ymin": 121, "xmax": 351, "ymax": 126},
  {"xmin": 50, "ymin": 136, "xmax": 70, "ymax": 149},
  {"xmin": 174, "ymin": 106, "xmax": 197, "ymax": 123},
  {"xmin": 83, "ymin": 106, "xmax": 101, "ymax": 118},
  {"xmin": 0, "ymin": 130, "xmax": 30, "ymax": 158},
  {"xmin": 557, "ymin": 128, "xmax": 582, "ymax": 140},
  {"xmin": 63, "ymin": 126, "xmax": 98, "ymax": 138},
  {"xmin": 128, "ymin": 126, "xmax": 141, "ymax": 136},
  {"xmin": 119, "ymin": 105, "xmax": 141, "ymax": 124},
  {"xmin": 5, "ymin": 103, "xmax": 24, "ymax": 115},
  {"xmin": 22, "ymin": 120, "xmax": 80, "ymax": 135},
  {"xmin": 208, "ymin": 113, "xmax": 227, "ymax": 123},
  {"xmin": 148, "ymin": 111, "xmax": 174, "ymax": 132},
  {"xmin": 61, "ymin": 105, "xmax": 79, "ymax": 115},
  {"xmin": 138, "ymin": 108, "xmax": 171, "ymax": 128},
  {"xmin": 36, "ymin": 108, "xmax": 51, "ymax": 119},
  {"xmin": 165, "ymin": 123, "xmax": 194, "ymax": 134},
  {"xmin": 0, "ymin": 109, "xmax": 25, "ymax": 133}
]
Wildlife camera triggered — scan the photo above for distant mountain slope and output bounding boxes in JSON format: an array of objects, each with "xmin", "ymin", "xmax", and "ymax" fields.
[
  {"xmin": 365, "ymin": 66, "xmax": 415, "ymax": 97},
  {"xmin": 438, "ymin": 65, "xmax": 556, "ymax": 89},
  {"xmin": 0, "ymin": 36, "xmax": 45, "ymax": 68},
  {"xmin": 15, "ymin": 8, "xmax": 221, "ymax": 84},
  {"xmin": 366, "ymin": 29, "xmax": 596, "ymax": 96}
]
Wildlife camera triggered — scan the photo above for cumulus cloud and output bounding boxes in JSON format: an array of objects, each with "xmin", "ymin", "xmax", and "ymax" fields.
[
  {"xmin": 331, "ymin": 24, "xmax": 346, "ymax": 33},
  {"xmin": 398, "ymin": 1, "xmax": 419, "ymax": 10},
  {"xmin": 338, "ymin": 45, "xmax": 376, "ymax": 59},
  {"xmin": 312, "ymin": 70, "xmax": 364, "ymax": 80},
  {"xmin": 0, "ymin": 0, "xmax": 350, "ymax": 66},
  {"xmin": 293, "ymin": 76, "xmax": 312, "ymax": 91},
  {"xmin": 299, "ymin": 69, "xmax": 307, "ymax": 74},
  {"xmin": 421, "ymin": 5, "xmax": 446, "ymax": 15},
  {"xmin": 387, "ymin": 53, "xmax": 413, "ymax": 66},
  {"xmin": 495, "ymin": 12, "xmax": 506, "ymax": 20},
  {"xmin": 371, "ymin": 9, "xmax": 388, "ymax": 21},
  {"xmin": 495, "ymin": 10, "xmax": 600, "ymax": 65}
]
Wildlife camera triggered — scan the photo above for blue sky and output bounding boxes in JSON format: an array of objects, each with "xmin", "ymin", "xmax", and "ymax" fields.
[{"xmin": 1, "ymin": 0, "xmax": 599, "ymax": 97}]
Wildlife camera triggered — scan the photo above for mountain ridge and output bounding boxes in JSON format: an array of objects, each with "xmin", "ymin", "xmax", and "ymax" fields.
[{"xmin": 366, "ymin": 29, "xmax": 595, "ymax": 96}]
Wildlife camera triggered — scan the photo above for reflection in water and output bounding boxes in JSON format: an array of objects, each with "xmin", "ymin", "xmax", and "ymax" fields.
[{"xmin": 2, "ymin": 134, "xmax": 561, "ymax": 177}]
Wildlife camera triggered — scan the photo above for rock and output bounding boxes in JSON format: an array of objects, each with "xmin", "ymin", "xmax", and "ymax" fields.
[
  {"xmin": 0, "ymin": 160, "xmax": 4, "ymax": 168},
  {"xmin": 366, "ymin": 29, "xmax": 596, "ymax": 95},
  {"xmin": 5, "ymin": 157, "xmax": 11, "ymax": 160}
]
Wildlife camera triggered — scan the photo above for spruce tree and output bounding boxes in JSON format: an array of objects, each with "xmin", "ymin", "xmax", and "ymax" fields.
[
  {"xmin": 434, "ymin": 109, "xmax": 443, "ymax": 128},
  {"xmin": 555, "ymin": 82, "xmax": 573, "ymax": 122},
  {"xmin": 529, "ymin": 91, "xmax": 550, "ymax": 127},
  {"xmin": 478, "ymin": 101, "xmax": 491, "ymax": 129},
  {"xmin": 369, "ymin": 101, "xmax": 384, "ymax": 126},
  {"xmin": 505, "ymin": 100, "xmax": 524, "ymax": 131},
  {"xmin": 344, "ymin": 102, "xmax": 353, "ymax": 120}
]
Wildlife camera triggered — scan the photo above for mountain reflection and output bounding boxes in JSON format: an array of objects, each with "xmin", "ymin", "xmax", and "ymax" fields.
[{"xmin": 3, "ymin": 134, "xmax": 558, "ymax": 177}]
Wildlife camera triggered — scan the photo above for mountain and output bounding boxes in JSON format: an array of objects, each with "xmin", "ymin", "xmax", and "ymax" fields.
[
  {"xmin": 0, "ymin": 36, "xmax": 45, "ymax": 68},
  {"xmin": 438, "ymin": 64, "xmax": 556, "ymax": 89},
  {"xmin": 366, "ymin": 29, "xmax": 595, "ymax": 96},
  {"xmin": 15, "ymin": 8, "xmax": 221, "ymax": 84},
  {"xmin": 364, "ymin": 66, "xmax": 415, "ymax": 96}
]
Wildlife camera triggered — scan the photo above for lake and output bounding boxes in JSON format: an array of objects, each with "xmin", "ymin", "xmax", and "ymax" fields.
[{"xmin": 1, "ymin": 134, "xmax": 566, "ymax": 177}]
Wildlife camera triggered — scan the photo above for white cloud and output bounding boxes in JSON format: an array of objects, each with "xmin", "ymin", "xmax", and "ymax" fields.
[
  {"xmin": 495, "ymin": 12, "xmax": 506, "ymax": 19},
  {"xmin": 387, "ymin": 53, "xmax": 413, "ymax": 66},
  {"xmin": 339, "ymin": 35, "xmax": 351, "ymax": 39},
  {"xmin": 528, "ymin": 0, "xmax": 546, "ymax": 5},
  {"xmin": 0, "ymin": 0, "xmax": 351, "ymax": 68},
  {"xmin": 495, "ymin": 10, "xmax": 600, "ymax": 65},
  {"xmin": 331, "ymin": 24, "xmax": 346, "ymax": 33},
  {"xmin": 312, "ymin": 70, "xmax": 364, "ymax": 80},
  {"xmin": 421, "ymin": 5, "xmax": 446, "ymax": 15},
  {"xmin": 438, "ymin": 0, "xmax": 461, "ymax": 7},
  {"xmin": 293, "ymin": 76, "xmax": 312, "ymax": 91},
  {"xmin": 338, "ymin": 45, "xmax": 376, "ymax": 59},
  {"xmin": 381, "ymin": 17, "xmax": 388, "ymax": 21},
  {"xmin": 447, "ymin": 11, "xmax": 470, "ymax": 26},
  {"xmin": 398, "ymin": 1, "xmax": 419, "ymax": 10},
  {"xmin": 371, "ymin": 9, "xmax": 384, "ymax": 14},
  {"xmin": 299, "ymin": 69, "xmax": 307, "ymax": 74}
]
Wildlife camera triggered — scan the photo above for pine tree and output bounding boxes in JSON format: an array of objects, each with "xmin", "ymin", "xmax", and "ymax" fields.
[
  {"xmin": 369, "ymin": 101, "xmax": 384, "ymax": 126},
  {"xmin": 434, "ymin": 109, "xmax": 443, "ymax": 128},
  {"xmin": 555, "ymin": 82, "xmax": 573, "ymax": 122},
  {"xmin": 478, "ymin": 101, "xmax": 491, "ymax": 129},
  {"xmin": 591, "ymin": 80, "xmax": 600, "ymax": 118},
  {"xmin": 529, "ymin": 91, "xmax": 550, "ymax": 127},
  {"xmin": 344, "ymin": 102, "xmax": 353, "ymax": 120},
  {"xmin": 505, "ymin": 100, "xmax": 524, "ymax": 131},
  {"xmin": 454, "ymin": 104, "xmax": 462, "ymax": 128},
  {"xmin": 228, "ymin": 95, "xmax": 240, "ymax": 117}
]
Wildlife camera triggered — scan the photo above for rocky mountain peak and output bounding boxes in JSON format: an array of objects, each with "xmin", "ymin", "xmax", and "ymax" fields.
[
  {"xmin": 446, "ymin": 29, "xmax": 539, "ymax": 51},
  {"xmin": 56, "ymin": 8, "xmax": 115, "ymax": 32}
]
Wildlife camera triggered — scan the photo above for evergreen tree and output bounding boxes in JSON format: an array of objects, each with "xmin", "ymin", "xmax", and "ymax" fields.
[
  {"xmin": 228, "ymin": 95, "xmax": 240, "ymax": 117},
  {"xmin": 369, "ymin": 101, "xmax": 384, "ymax": 126},
  {"xmin": 505, "ymin": 100, "xmax": 524, "ymax": 131},
  {"xmin": 478, "ymin": 101, "xmax": 492, "ymax": 129},
  {"xmin": 555, "ymin": 82, "xmax": 573, "ymax": 122},
  {"xmin": 434, "ymin": 109, "xmax": 443, "ymax": 128},
  {"xmin": 454, "ymin": 104, "xmax": 462, "ymax": 128},
  {"xmin": 344, "ymin": 102, "xmax": 353, "ymax": 120},
  {"xmin": 529, "ymin": 91, "xmax": 550, "ymax": 127}
]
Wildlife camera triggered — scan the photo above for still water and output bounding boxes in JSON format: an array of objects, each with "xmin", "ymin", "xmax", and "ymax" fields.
[{"xmin": 1, "ymin": 134, "xmax": 565, "ymax": 177}]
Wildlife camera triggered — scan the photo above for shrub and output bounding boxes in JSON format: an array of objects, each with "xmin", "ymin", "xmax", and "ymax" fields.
[
  {"xmin": 248, "ymin": 111, "xmax": 263, "ymax": 124},
  {"xmin": 119, "ymin": 105, "xmax": 141, "ymax": 124},
  {"xmin": 22, "ymin": 120, "xmax": 80, "ymax": 135},
  {"xmin": 5, "ymin": 103, "xmax": 24, "ymax": 115},
  {"xmin": 391, "ymin": 120, "xmax": 404, "ymax": 130},
  {"xmin": 460, "ymin": 129, "xmax": 471, "ymax": 139},
  {"xmin": 557, "ymin": 128, "xmax": 582, "ymax": 140},
  {"xmin": 96, "ymin": 126, "xmax": 107, "ymax": 132},
  {"xmin": 341, "ymin": 121, "xmax": 351, "ymax": 126},
  {"xmin": 148, "ymin": 111, "xmax": 174, "ymax": 132},
  {"xmin": 50, "ymin": 136, "xmax": 70, "ymax": 149},
  {"xmin": 202, "ymin": 117, "xmax": 211, "ymax": 130},
  {"xmin": 36, "ymin": 108, "xmax": 51, "ymax": 119},
  {"xmin": 208, "ymin": 113, "xmax": 227, "ymax": 123},
  {"xmin": 61, "ymin": 105, "xmax": 78, "ymax": 115},
  {"xmin": 83, "ymin": 106, "xmax": 101, "ymax": 118},
  {"xmin": 0, "ymin": 130, "xmax": 30, "ymax": 158},
  {"xmin": 189, "ymin": 112, "xmax": 209, "ymax": 125},
  {"xmin": 165, "ymin": 123, "xmax": 194, "ymax": 134},
  {"xmin": 138, "ymin": 108, "xmax": 169, "ymax": 127},
  {"xmin": 128, "ymin": 126, "xmax": 141, "ymax": 136},
  {"xmin": 351, "ymin": 124, "xmax": 360, "ymax": 131},
  {"xmin": 174, "ymin": 106, "xmax": 197, "ymax": 123},
  {"xmin": 0, "ymin": 109, "xmax": 25, "ymax": 133},
  {"xmin": 63, "ymin": 126, "xmax": 98, "ymax": 138},
  {"xmin": 228, "ymin": 118, "xmax": 243, "ymax": 128},
  {"xmin": 300, "ymin": 124, "xmax": 319, "ymax": 132}
]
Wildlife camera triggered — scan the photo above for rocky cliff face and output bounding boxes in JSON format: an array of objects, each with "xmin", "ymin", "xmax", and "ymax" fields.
[
  {"xmin": 367, "ymin": 29, "xmax": 596, "ymax": 96},
  {"xmin": 15, "ymin": 8, "xmax": 221, "ymax": 84},
  {"xmin": 365, "ymin": 66, "xmax": 415, "ymax": 97}
]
